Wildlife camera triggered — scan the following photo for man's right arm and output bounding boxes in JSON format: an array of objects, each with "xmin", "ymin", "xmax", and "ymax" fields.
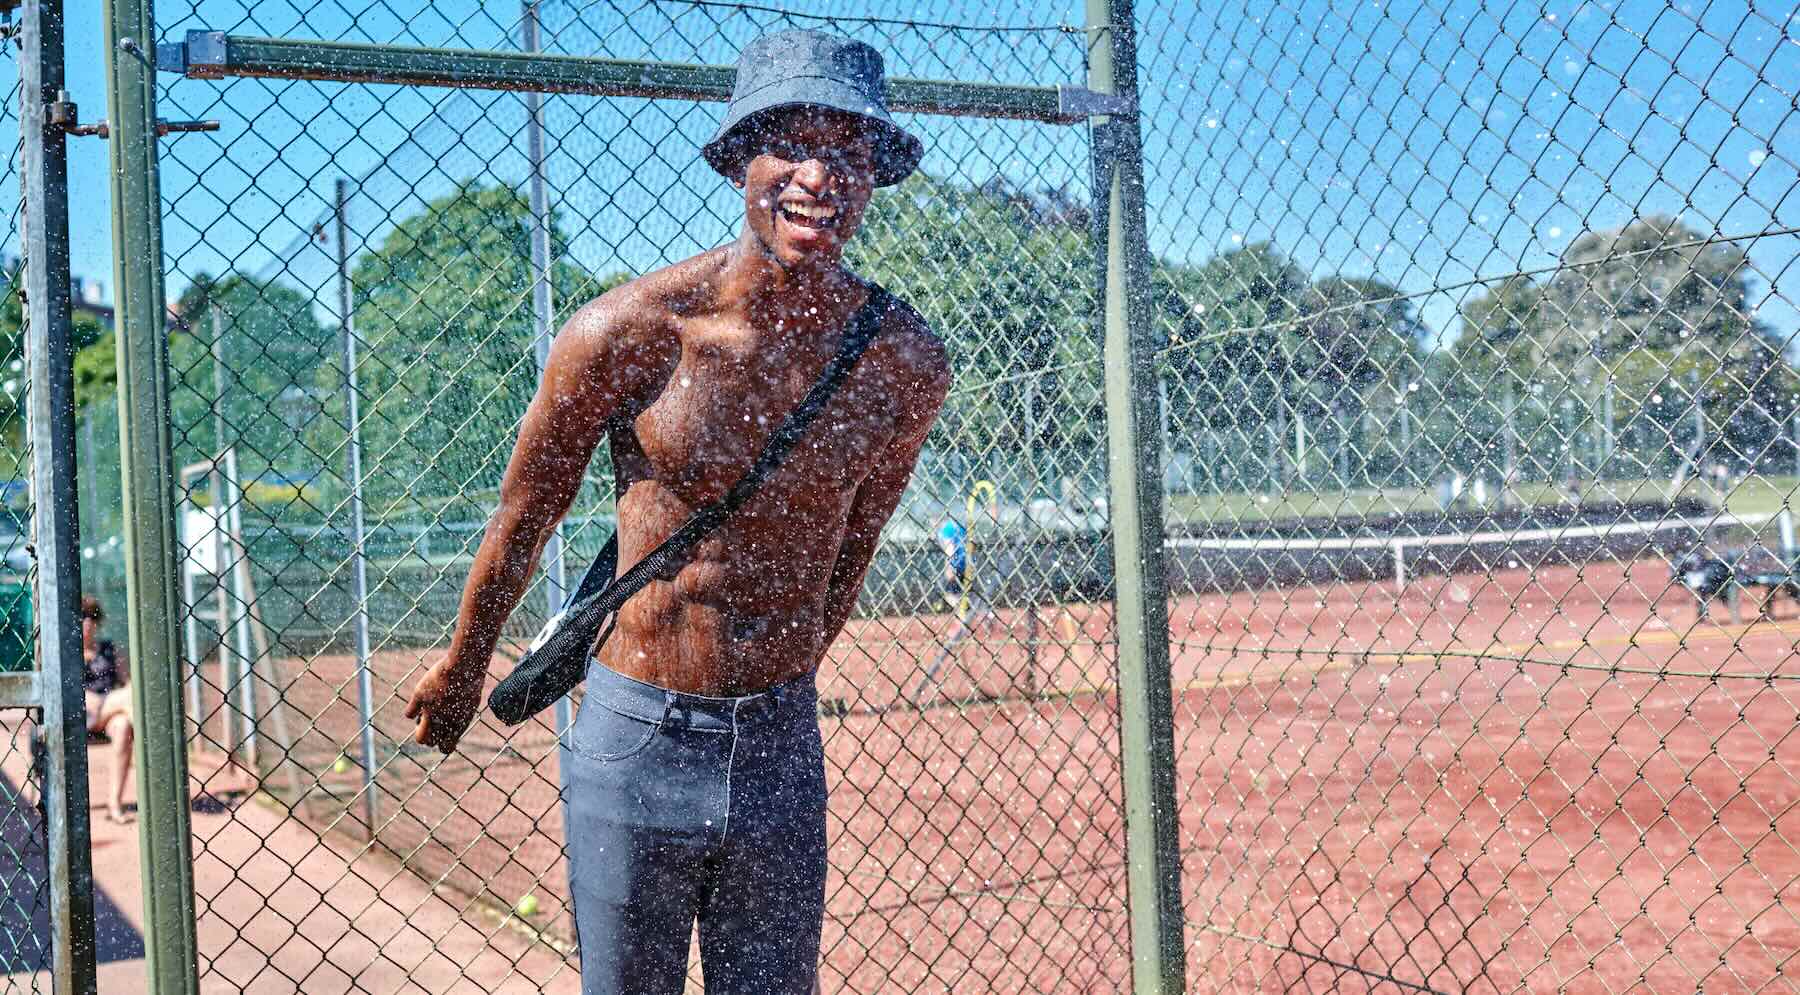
[{"xmin": 405, "ymin": 293, "xmax": 660, "ymax": 753}]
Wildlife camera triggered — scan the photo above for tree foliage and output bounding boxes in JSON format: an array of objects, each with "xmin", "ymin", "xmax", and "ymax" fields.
[
  {"xmin": 349, "ymin": 181, "xmax": 619, "ymax": 509},
  {"xmin": 0, "ymin": 265, "xmax": 104, "ymax": 454},
  {"xmin": 1455, "ymin": 215, "xmax": 1795, "ymax": 476},
  {"xmin": 848, "ymin": 174, "xmax": 1102, "ymax": 485},
  {"xmin": 161, "ymin": 273, "xmax": 340, "ymax": 485}
]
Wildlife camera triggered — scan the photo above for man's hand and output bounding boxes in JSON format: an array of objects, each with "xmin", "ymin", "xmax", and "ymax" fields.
[{"xmin": 404, "ymin": 658, "xmax": 487, "ymax": 755}]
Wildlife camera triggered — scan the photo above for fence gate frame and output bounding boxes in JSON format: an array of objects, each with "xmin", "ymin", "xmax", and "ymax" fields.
[
  {"xmin": 2, "ymin": 0, "xmax": 100, "ymax": 989},
  {"xmin": 104, "ymin": 0, "xmax": 1187, "ymax": 991}
]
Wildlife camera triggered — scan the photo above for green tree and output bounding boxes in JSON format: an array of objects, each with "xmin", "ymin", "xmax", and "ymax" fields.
[
  {"xmin": 847, "ymin": 174, "xmax": 1100, "ymax": 497},
  {"xmin": 349, "ymin": 181, "xmax": 616, "ymax": 512},
  {"xmin": 163, "ymin": 274, "xmax": 340, "ymax": 491},
  {"xmin": 0, "ymin": 264, "xmax": 105, "ymax": 454},
  {"xmin": 1154, "ymin": 243, "xmax": 1314, "ymax": 489},
  {"xmin": 1455, "ymin": 216, "xmax": 1797, "ymax": 480},
  {"xmin": 1299, "ymin": 276, "xmax": 1427, "ymax": 487}
]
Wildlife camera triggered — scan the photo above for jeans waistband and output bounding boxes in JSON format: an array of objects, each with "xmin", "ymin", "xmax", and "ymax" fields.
[{"xmin": 584, "ymin": 660, "xmax": 817, "ymax": 731}]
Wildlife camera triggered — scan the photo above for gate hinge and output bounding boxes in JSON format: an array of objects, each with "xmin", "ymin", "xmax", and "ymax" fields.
[
  {"xmin": 1057, "ymin": 85, "xmax": 1136, "ymax": 120},
  {"xmin": 156, "ymin": 30, "xmax": 227, "ymax": 77},
  {"xmin": 46, "ymin": 90, "xmax": 220, "ymax": 142},
  {"xmin": 45, "ymin": 90, "xmax": 107, "ymax": 138},
  {"xmin": 46, "ymin": 90, "xmax": 77, "ymax": 129}
]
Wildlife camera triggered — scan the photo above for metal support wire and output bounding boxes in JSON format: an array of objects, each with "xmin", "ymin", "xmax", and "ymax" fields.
[{"xmin": 20, "ymin": 0, "xmax": 98, "ymax": 987}]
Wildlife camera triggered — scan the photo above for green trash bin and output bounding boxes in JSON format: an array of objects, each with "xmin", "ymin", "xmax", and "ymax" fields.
[{"xmin": 0, "ymin": 578, "xmax": 32, "ymax": 673}]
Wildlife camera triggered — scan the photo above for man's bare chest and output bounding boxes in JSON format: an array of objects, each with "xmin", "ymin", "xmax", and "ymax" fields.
[{"xmin": 629, "ymin": 333, "xmax": 897, "ymax": 512}]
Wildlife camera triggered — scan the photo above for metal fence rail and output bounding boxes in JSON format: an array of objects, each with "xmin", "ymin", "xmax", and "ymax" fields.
[{"xmin": 39, "ymin": 0, "xmax": 1800, "ymax": 991}]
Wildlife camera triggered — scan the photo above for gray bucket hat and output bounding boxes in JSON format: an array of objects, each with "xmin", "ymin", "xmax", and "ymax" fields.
[{"xmin": 703, "ymin": 30, "xmax": 924, "ymax": 188}]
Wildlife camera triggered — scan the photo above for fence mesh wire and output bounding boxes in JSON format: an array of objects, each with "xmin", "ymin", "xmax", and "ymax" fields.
[
  {"xmin": 109, "ymin": 1, "xmax": 1132, "ymax": 991},
  {"xmin": 1, "ymin": 16, "xmax": 51, "ymax": 994},
  {"xmin": 1139, "ymin": 0, "xmax": 1800, "ymax": 991},
  {"xmin": 50, "ymin": 0, "xmax": 1800, "ymax": 990},
  {"xmin": 0, "ymin": 712, "xmax": 50, "ymax": 995}
]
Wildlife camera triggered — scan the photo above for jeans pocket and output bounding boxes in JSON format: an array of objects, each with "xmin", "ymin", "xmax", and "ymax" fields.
[{"xmin": 570, "ymin": 699, "xmax": 662, "ymax": 763}]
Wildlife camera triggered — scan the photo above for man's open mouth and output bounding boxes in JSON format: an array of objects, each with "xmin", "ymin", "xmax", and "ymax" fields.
[{"xmin": 778, "ymin": 201, "xmax": 839, "ymax": 230}]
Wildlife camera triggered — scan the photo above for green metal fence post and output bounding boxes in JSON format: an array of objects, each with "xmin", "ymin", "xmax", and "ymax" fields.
[
  {"xmin": 1086, "ymin": 1, "xmax": 1186, "ymax": 992},
  {"xmin": 104, "ymin": 0, "xmax": 201, "ymax": 987},
  {"xmin": 20, "ymin": 0, "xmax": 99, "ymax": 988}
]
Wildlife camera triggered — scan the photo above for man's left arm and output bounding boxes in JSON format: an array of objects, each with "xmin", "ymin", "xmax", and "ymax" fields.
[{"xmin": 818, "ymin": 327, "xmax": 949, "ymax": 655}]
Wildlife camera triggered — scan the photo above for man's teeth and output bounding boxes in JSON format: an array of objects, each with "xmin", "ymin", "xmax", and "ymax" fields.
[{"xmin": 782, "ymin": 203, "xmax": 837, "ymax": 220}]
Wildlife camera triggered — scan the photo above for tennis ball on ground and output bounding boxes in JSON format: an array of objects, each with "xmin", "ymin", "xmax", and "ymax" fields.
[
  {"xmin": 516, "ymin": 893, "xmax": 540, "ymax": 917},
  {"xmin": 332, "ymin": 755, "xmax": 350, "ymax": 775}
]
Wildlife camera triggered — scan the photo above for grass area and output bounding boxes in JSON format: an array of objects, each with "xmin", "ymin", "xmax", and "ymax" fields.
[
  {"xmin": 1165, "ymin": 475, "xmax": 1800, "ymax": 528},
  {"xmin": 1706, "ymin": 476, "xmax": 1800, "ymax": 517},
  {"xmin": 1166, "ymin": 487, "xmax": 1449, "ymax": 526}
]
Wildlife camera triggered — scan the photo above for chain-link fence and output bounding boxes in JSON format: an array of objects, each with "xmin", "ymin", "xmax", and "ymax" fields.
[
  {"xmin": 1, "ymin": 713, "xmax": 50, "ymax": 994},
  {"xmin": 1140, "ymin": 0, "xmax": 1800, "ymax": 991},
  {"xmin": 56, "ymin": 0, "xmax": 1800, "ymax": 990},
  {"xmin": 0, "ymin": 14, "xmax": 50, "ymax": 992},
  {"xmin": 86, "ymin": 1, "xmax": 1135, "ymax": 991}
]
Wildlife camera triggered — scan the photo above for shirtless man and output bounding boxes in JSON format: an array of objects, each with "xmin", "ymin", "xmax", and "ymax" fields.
[{"xmin": 403, "ymin": 30, "xmax": 948, "ymax": 995}]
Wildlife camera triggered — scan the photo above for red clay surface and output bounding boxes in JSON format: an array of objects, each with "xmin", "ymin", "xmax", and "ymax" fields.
[
  {"xmin": 231, "ymin": 600, "xmax": 1131, "ymax": 994},
  {"xmin": 19, "ymin": 555, "xmax": 1800, "ymax": 993},
  {"xmin": 1171, "ymin": 558, "xmax": 1800, "ymax": 993}
]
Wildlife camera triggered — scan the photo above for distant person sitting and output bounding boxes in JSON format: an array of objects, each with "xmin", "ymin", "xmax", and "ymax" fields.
[{"xmin": 81, "ymin": 596, "xmax": 134, "ymax": 824}]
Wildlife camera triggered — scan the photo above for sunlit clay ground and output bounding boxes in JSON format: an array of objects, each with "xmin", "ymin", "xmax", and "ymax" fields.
[{"xmin": 7, "ymin": 558, "xmax": 1797, "ymax": 992}]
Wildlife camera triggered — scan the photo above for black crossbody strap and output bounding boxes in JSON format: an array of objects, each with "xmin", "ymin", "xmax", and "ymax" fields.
[{"xmin": 542, "ymin": 286, "xmax": 890, "ymax": 639}]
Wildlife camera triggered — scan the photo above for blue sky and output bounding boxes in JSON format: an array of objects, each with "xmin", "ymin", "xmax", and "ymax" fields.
[{"xmin": 19, "ymin": 0, "xmax": 1799, "ymax": 349}]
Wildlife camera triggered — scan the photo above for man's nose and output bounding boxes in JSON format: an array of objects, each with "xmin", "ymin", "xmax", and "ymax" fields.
[{"xmin": 792, "ymin": 156, "xmax": 832, "ymax": 192}]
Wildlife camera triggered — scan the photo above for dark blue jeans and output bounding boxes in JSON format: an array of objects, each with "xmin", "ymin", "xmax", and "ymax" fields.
[{"xmin": 566, "ymin": 661, "xmax": 827, "ymax": 995}]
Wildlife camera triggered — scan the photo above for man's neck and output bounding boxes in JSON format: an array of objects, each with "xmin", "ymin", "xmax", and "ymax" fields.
[{"xmin": 719, "ymin": 234, "xmax": 861, "ymax": 342}]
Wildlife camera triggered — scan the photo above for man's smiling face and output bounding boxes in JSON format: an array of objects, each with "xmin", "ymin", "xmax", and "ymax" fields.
[{"xmin": 734, "ymin": 105, "xmax": 879, "ymax": 271}]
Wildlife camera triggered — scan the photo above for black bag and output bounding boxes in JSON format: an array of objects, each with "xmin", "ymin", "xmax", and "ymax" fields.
[{"xmin": 487, "ymin": 287, "xmax": 891, "ymax": 725}]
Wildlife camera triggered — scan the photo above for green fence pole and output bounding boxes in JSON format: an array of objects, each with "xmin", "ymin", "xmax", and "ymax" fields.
[
  {"xmin": 1086, "ymin": 1, "xmax": 1186, "ymax": 992},
  {"xmin": 20, "ymin": 0, "xmax": 99, "ymax": 988},
  {"xmin": 104, "ymin": 0, "xmax": 201, "ymax": 987}
]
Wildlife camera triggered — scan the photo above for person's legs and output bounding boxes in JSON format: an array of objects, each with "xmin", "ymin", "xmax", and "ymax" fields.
[
  {"xmin": 697, "ymin": 685, "xmax": 828, "ymax": 995},
  {"xmin": 566, "ymin": 664, "xmax": 727, "ymax": 995},
  {"xmin": 103, "ymin": 712, "xmax": 133, "ymax": 823}
]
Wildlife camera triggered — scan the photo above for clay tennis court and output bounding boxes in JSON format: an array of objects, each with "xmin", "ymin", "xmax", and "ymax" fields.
[{"xmin": 158, "ymin": 552, "xmax": 1799, "ymax": 992}]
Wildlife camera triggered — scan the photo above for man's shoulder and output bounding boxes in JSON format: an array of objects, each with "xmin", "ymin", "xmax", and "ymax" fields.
[
  {"xmin": 868, "ymin": 288, "xmax": 949, "ymax": 387},
  {"xmin": 558, "ymin": 254, "xmax": 727, "ymax": 358}
]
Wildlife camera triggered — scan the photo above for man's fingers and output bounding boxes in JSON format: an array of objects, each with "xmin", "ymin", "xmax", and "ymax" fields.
[{"xmin": 413, "ymin": 713, "xmax": 431, "ymax": 746}]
